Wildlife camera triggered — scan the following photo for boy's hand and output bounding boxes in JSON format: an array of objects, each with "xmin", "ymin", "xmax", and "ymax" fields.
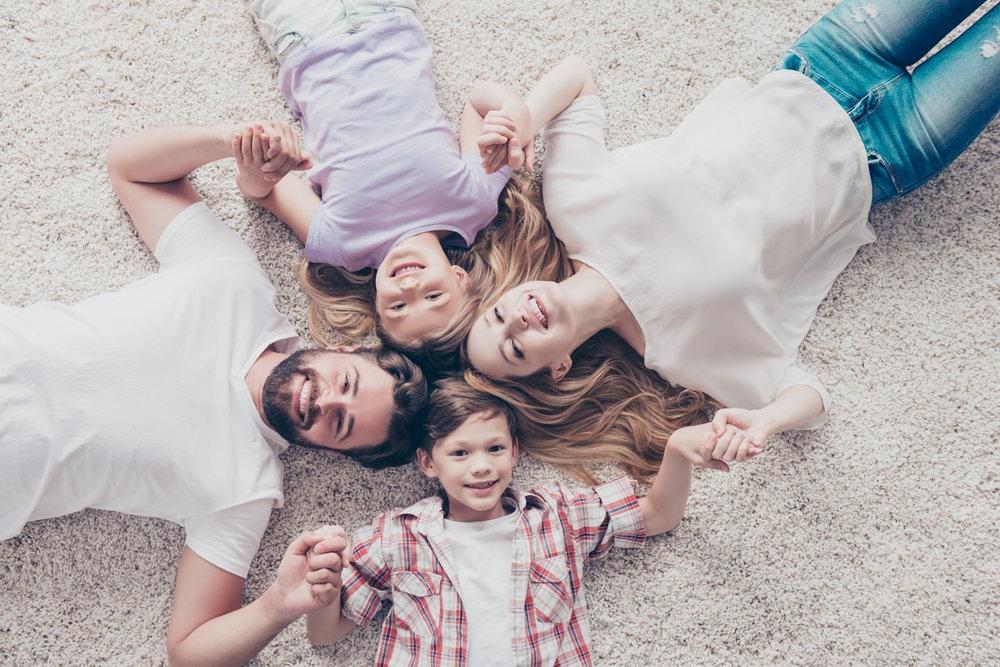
[
  {"xmin": 267, "ymin": 527, "xmax": 348, "ymax": 622},
  {"xmin": 232, "ymin": 122, "xmax": 312, "ymax": 200},
  {"xmin": 710, "ymin": 408, "xmax": 774, "ymax": 455}
]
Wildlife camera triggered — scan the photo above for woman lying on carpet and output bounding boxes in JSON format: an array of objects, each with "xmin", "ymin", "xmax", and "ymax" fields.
[
  {"xmin": 239, "ymin": 0, "xmax": 566, "ymax": 375},
  {"xmin": 463, "ymin": 0, "xmax": 1000, "ymax": 482}
]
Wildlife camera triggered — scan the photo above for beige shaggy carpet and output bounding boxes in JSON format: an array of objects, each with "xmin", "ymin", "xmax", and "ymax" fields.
[{"xmin": 1, "ymin": 0, "xmax": 998, "ymax": 664}]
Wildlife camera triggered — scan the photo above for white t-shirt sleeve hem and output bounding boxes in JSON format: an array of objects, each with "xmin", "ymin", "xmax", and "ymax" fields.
[
  {"xmin": 183, "ymin": 497, "xmax": 275, "ymax": 578},
  {"xmin": 153, "ymin": 201, "xmax": 210, "ymax": 262},
  {"xmin": 777, "ymin": 364, "xmax": 831, "ymax": 431}
]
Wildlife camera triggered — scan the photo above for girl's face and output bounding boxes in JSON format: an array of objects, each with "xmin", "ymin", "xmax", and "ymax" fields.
[
  {"xmin": 375, "ymin": 243, "xmax": 469, "ymax": 342},
  {"xmin": 466, "ymin": 280, "xmax": 575, "ymax": 380}
]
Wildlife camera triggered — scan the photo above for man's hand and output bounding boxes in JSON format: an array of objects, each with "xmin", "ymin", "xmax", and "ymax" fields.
[
  {"xmin": 266, "ymin": 527, "xmax": 349, "ymax": 622},
  {"xmin": 478, "ymin": 106, "xmax": 533, "ymax": 173},
  {"xmin": 232, "ymin": 122, "xmax": 311, "ymax": 200}
]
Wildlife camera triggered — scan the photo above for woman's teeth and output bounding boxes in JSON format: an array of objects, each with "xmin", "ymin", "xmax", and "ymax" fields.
[{"xmin": 528, "ymin": 297, "xmax": 548, "ymax": 329}]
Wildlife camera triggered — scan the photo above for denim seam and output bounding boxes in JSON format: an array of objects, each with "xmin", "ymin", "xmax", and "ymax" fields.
[{"xmin": 868, "ymin": 151, "xmax": 903, "ymax": 196}]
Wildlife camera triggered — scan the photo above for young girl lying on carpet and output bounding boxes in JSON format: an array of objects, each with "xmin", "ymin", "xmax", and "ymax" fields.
[
  {"xmin": 239, "ymin": 0, "xmax": 566, "ymax": 374},
  {"xmin": 233, "ymin": 379, "xmax": 743, "ymax": 665}
]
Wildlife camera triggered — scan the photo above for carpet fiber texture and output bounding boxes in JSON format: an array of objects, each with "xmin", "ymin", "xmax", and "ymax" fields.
[{"xmin": 1, "ymin": 1, "xmax": 998, "ymax": 664}]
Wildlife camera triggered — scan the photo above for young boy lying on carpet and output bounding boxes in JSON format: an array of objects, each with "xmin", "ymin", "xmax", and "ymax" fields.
[{"xmin": 250, "ymin": 379, "xmax": 754, "ymax": 665}]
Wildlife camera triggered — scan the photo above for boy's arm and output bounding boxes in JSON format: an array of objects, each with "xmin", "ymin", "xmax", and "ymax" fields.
[
  {"xmin": 306, "ymin": 594, "xmax": 356, "ymax": 646},
  {"xmin": 107, "ymin": 124, "xmax": 233, "ymax": 252},
  {"xmin": 640, "ymin": 423, "xmax": 745, "ymax": 537}
]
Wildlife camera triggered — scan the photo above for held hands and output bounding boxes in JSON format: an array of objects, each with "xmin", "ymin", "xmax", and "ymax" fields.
[
  {"xmin": 232, "ymin": 122, "xmax": 313, "ymax": 199},
  {"xmin": 667, "ymin": 422, "xmax": 763, "ymax": 473},
  {"xmin": 269, "ymin": 525, "xmax": 351, "ymax": 621},
  {"xmin": 479, "ymin": 104, "xmax": 534, "ymax": 174}
]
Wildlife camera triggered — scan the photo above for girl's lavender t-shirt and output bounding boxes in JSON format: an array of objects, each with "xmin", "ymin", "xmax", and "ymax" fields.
[{"xmin": 278, "ymin": 12, "xmax": 512, "ymax": 271}]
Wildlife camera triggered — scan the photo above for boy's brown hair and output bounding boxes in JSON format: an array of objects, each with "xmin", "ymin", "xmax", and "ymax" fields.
[{"xmin": 421, "ymin": 377, "xmax": 518, "ymax": 454}]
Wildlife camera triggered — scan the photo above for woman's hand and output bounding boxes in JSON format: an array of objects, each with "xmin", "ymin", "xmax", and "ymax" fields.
[
  {"xmin": 710, "ymin": 408, "xmax": 775, "ymax": 457},
  {"xmin": 665, "ymin": 423, "xmax": 731, "ymax": 472}
]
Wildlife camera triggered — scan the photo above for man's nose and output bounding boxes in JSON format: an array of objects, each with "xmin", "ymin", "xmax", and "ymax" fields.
[{"xmin": 316, "ymin": 386, "xmax": 351, "ymax": 413}]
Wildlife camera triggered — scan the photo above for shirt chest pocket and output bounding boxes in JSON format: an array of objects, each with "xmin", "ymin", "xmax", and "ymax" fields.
[
  {"xmin": 528, "ymin": 555, "xmax": 574, "ymax": 625},
  {"xmin": 391, "ymin": 570, "xmax": 443, "ymax": 637}
]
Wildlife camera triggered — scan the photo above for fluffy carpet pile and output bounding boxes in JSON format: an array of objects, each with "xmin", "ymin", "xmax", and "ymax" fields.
[{"xmin": 1, "ymin": 1, "xmax": 998, "ymax": 664}]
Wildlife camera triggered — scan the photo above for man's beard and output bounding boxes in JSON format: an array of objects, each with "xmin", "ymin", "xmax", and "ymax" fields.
[{"xmin": 262, "ymin": 349, "xmax": 322, "ymax": 447}]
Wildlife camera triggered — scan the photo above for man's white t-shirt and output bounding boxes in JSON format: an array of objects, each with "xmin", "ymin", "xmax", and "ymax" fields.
[
  {"xmin": 0, "ymin": 202, "xmax": 299, "ymax": 576},
  {"xmin": 542, "ymin": 70, "xmax": 875, "ymax": 427},
  {"xmin": 442, "ymin": 506, "xmax": 519, "ymax": 666}
]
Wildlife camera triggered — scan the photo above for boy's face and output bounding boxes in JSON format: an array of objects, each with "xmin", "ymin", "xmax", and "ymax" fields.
[{"xmin": 416, "ymin": 411, "xmax": 518, "ymax": 522}]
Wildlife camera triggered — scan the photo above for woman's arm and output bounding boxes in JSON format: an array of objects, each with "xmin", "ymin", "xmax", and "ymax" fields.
[
  {"xmin": 711, "ymin": 384, "xmax": 825, "ymax": 445},
  {"xmin": 524, "ymin": 55, "xmax": 597, "ymax": 136}
]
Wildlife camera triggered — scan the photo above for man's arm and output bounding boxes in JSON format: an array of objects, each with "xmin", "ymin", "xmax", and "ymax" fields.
[{"xmin": 107, "ymin": 124, "xmax": 233, "ymax": 252}]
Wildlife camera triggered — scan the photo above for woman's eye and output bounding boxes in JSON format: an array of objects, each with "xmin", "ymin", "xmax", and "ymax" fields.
[
  {"xmin": 512, "ymin": 341, "xmax": 525, "ymax": 359},
  {"xmin": 391, "ymin": 303, "xmax": 405, "ymax": 311},
  {"xmin": 493, "ymin": 307, "xmax": 504, "ymax": 323}
]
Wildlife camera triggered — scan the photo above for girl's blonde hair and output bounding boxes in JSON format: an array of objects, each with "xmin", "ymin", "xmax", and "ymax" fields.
[
  {"xmin": 299, "ymin": 173, "xmax": 571, "ymax": 376},
  {"xmin": 462, "ymin": 331, "xmax": 715, "ymax": 485}
]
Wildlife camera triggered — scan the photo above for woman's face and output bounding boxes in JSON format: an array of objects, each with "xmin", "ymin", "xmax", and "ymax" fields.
[
  {"xmin": 466, "ymin": 280, "xmax": 575, "ymax": 380},
  {"xmin": 375, "ymin": 243, "xmax": 469, "ymax": 342}
]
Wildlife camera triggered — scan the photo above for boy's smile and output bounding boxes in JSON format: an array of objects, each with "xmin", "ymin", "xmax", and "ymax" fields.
[{"xmin": 417, "ymin": 412, "xmax": 518, "ymax": 522}]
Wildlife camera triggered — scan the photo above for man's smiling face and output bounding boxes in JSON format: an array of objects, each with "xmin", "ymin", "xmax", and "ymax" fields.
[{"xmin": 262, "ymin": 350, "xmax": 396, "ymax": 451}]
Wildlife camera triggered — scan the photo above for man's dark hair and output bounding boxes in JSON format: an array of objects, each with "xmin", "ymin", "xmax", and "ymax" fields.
[
  {"xmin": 332, "ymin": 347, "xmax": 429, "ymax": 468},
  {"xmin": 420, "ymin": 377, "xmax": 517, "ymax": 455}
]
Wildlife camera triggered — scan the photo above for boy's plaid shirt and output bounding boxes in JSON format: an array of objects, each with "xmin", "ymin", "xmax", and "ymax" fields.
[{"xmin": 338, "ymin": 476, "xmax": 646, "ymax": 666}]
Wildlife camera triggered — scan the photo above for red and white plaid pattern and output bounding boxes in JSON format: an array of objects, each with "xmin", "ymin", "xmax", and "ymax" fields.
[{"xmin": 339, "ymin": 476, "xmax": 646, "ymax": 666}]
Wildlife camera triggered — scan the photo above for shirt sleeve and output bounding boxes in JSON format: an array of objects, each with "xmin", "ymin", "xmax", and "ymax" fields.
[
  {"xmin": 339, "ymin": 514, "xmax": 394, "ymax": 626},
  {"xmin": 539, "ymin": 477, "xmax": 646, "ymax": 562},
  {"xmin": 154, "ymin": 202, "xmax": 259, "ymax": 269},
  {"xmin": 777, "ymin": 363, "xmax": 831, "ymax": 430},
  {"xmin": 182, "ymin": 498, "xmax": 274, "ymax": 578},
  {"xmin": 542, "ymin": 95, "xmax": 610, "ymax": 169}
]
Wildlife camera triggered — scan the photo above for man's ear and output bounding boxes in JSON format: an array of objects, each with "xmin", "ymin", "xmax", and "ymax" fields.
[
  {"xmin": 415, "ymin": 449, "xmax": 438, "ymax": 479},
  {"xmin": 330, "ymin": 345, "xmax": 357, "ymax": 353},
  {"xmin": 549, "ymin": 355, "xmax": 573, "ymax": 382},
  {"xmin": 451, "ymin": 265, "xmax": 469, "ymax": 288}
]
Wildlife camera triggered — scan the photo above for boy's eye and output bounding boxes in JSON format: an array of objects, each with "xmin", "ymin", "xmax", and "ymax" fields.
[
  {"xmin": 391, "ymin": 303, "xmax": 405, "ymax": 311},
  {"xmin": 489, "ymin": 444, "xmax": 505, "ymax": 453},
  {"xmin": 493, "ymin": 306, "xmax": 504, "ymax": 323},
  {"xmin": 451, "ymin": 449, "xmax": 467, "ymax": 457},
  {"xmin": 511, "ymin": 340, "xmax": 525, "ymax": 359}
]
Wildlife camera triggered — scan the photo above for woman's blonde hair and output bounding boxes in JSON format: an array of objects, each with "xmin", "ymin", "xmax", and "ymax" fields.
[
  {"xmin": 299, "ymin": 173, "xmax": 570, "ymax": 377},
  {"xmin": 462, "ymin": 331, "xmax": 715, "ymax": 485}
]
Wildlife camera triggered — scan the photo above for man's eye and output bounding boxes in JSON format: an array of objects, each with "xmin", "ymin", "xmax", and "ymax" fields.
[
  {"xmin": 335, "ymin": 413, "xmax": 343, "ymax": 435},
  {"xmin": 391, "ymin": 303, "xmax": 405, "ymax": 311},
  {"xmin": 341, "ymin": 377, "xmax": 349, "ymax": 393},
  {"xmin": 493, "ymin": 306, "xmax": 504, "ymax": 323},
  {"xmin": 512, "ymin": 341, "xmax": 525, "ymax": 359}
]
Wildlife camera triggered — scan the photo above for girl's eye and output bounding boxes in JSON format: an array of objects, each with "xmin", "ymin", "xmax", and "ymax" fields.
[
  {"xmin": 426, "ymin": 292, "xmax": 442, "ymax": 301},
  {"xmin": 512, "ymin": 341, "xmax": 525, "ymax": 359},
  {"xmin": 493, "ymin": 306, "xmax": 504, "ymax": 323},
  {"xmin": 391, "ymin": 303, "xmax": 405, "ymax": 311}
]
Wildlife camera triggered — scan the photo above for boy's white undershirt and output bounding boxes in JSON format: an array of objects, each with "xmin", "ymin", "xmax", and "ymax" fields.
[{"xmin": 442, "ymin": 502, "xmax": 520, "ymax": 666}]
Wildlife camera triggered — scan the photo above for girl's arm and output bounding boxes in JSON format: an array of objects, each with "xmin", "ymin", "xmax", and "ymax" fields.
[
  {"xmin": 250, "ymin": 175, "xmax": 321, "ymax": 245},
  {"xmin": 459, "ymin": 80, "xmax": 530, "ymax": 157},
  {"xmin": 524, "ymin": 55, "xmax": 598, "ymax": 136}
]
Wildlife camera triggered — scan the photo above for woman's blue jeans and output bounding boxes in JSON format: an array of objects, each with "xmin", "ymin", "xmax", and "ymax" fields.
[{"xmin": 776, "ymin": 0, "xmax": 1000, "ymax": 205}]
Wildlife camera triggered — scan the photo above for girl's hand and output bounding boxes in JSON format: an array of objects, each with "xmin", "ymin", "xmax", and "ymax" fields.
[
  {"xmin": 478, "ymin": 107, "xmax": 533, "ymax": 173},
  {"xmin": 232, "ymin": 122, "xmax": 312, "ymax": 199}
]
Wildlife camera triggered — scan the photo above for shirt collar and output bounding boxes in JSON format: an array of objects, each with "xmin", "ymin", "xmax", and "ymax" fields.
[{"xmin": 401, "ymin": 485, "xmax": 549, "ymax": 534}]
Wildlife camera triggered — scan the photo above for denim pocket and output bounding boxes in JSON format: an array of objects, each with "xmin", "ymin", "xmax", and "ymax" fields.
[{"xmin": 867, "ymin": 151, "xmax": 902, "ymax": 205}]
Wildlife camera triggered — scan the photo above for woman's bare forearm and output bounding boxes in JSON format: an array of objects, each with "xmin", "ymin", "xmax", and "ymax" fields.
[{"xmin": 525, "ymin": 55, "xmax": 596, "ymax": 136}]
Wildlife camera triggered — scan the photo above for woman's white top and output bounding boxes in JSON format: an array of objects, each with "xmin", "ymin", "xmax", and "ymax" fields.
[{"xmin": 542, "ymin": 70, "xmax": 874, "ymax": 427}]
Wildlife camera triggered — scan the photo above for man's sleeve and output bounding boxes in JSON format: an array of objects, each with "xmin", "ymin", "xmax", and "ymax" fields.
[
  {"xmin": 339, "ymin": 515, "xmax": 393, "ymax": 626},
  {"xmin": 182, "ymin": 498, "xmax": 274, "ymax": 578},
  {"xmin": 154, "ymin": 201, "xmax": 259, "ymax": 269},
  {"xmin": 541, "ymin": 477, "xmax": 646, "ymax": 562}
]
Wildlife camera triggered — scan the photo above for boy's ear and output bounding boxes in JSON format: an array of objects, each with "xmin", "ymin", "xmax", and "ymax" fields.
[
  {"xmin": 415, "ymin": 448, "xmax": 438, "ymax": 479},
  {"xmin": 511, "ymin": 438, "xmax": 519, "ymax": 468}
]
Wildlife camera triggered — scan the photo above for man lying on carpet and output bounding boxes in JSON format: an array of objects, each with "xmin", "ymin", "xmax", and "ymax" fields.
[
  {"xmin": 218, "ymin": 379, "xmax": 741, "ymax": 665},
  {"xmin": 0, "ymin": 122, "xmax": 427, "ymax": 665}
]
